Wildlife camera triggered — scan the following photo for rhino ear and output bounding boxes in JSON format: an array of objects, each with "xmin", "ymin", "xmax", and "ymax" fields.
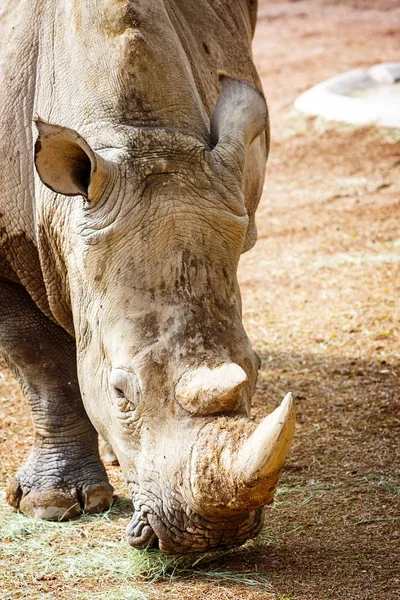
[
  {"xmin": 210, "ymin": 76, "xmax": 268, "ymax": 167},
  {"xmin": 34, "ymin": 117, "xmax": 114, "ymax": 202}
]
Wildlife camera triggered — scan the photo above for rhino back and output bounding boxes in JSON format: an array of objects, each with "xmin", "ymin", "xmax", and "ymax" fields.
[
  {"xmin": 166, "ymin": 0, "xmax": 261, "ymax": 114},
  {"xmin": 0, "ymin": 0, "xmax": 52, "ymax": 314}
]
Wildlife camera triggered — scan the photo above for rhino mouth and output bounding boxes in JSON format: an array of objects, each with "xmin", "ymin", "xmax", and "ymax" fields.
[
  {"xmin": 126, "ymin": 509, "xmax": 159, "ymax": 549},
  {"xmin": 125, "ymin": 499, "xmax": 265, "ymax": 554}
]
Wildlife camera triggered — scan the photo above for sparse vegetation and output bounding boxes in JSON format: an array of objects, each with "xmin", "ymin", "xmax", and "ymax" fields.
[{"xmin": 0, "ymin": 494, "xmax": 275, "ymax": 599}]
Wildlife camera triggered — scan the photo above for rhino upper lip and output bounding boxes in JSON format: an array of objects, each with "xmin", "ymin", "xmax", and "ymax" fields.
[{"xmin": 126, "ymin": 509, "xmax": 158, "ymax": 549}]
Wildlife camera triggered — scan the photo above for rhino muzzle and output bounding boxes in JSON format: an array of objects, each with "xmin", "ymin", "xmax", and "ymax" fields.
[
  {"xmin": 125, "ymin": 393, "xmax": 295, "ymax": 554},
  {"xmin": 126, "ymin": 493, "xmax": 265, "ymax": 554}
]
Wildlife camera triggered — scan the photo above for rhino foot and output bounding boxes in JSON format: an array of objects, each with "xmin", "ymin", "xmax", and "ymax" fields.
[
  {"xmin": 99, "ymin": 437, "xmax": 119, "ymax": 466},
  {"xmin": 6, "ymin": 448, "xmax": 114, "ymax": 521},
  {"xmin": 7, "ymin": 479, "xmax": 113, "ymax": 520}
]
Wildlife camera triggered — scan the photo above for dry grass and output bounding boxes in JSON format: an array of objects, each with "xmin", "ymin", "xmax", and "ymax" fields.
[{"xmin": 0, "ymin": 493, "xmax": 275, "ymax": 599}]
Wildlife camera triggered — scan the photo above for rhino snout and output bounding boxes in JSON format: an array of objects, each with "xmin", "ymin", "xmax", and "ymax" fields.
[{"xmin": 125, "ymin": 495, "xmax": 265, "ymax": 554}]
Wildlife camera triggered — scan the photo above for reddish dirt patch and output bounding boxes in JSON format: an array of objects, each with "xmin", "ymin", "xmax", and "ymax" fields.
[{"xmin": 1, "ymin": 1, "xmax": 400, "ymax": 599}]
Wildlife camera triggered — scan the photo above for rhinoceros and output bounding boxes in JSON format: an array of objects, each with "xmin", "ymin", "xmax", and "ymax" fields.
[{"xmin": 0, "ymin": 0, "xmax": 295, "ymax": 553}]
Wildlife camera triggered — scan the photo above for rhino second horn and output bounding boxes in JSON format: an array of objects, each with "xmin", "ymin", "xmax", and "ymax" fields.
[
  {"xmin": 236, "ymin": 392, "xmax": 295, "ymax": 484},
  {"xmin": 175, "ymin": 363, "xmax": 247, "ymax": 415}
]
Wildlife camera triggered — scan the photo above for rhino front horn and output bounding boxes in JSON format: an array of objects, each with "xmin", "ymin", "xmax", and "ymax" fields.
[
  {"xmin": 236, "ymin": 392, "xmax": 295, "ymax": 485},
  {"xmin": 186, "ymin": 393, "xmax": 295, "ymax": 516}
]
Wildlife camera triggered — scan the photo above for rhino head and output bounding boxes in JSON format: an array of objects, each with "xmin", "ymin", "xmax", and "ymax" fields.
[{"xmin": 34, "ymin": 78, "xmax": 295, "ymax": 553}]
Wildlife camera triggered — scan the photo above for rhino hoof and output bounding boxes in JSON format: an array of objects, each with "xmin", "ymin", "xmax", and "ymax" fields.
[
  {"xmin": 6, "ymin": 478, "xmax": 114, "ymax": 521},
  {"xmin": 81, "ymin": 482, "xmax": 115, "ymax": 514}
]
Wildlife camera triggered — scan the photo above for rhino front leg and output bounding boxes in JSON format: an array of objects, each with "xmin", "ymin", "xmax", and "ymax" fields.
[{"xmin": 0, "ymin": 280, "xmax": 113, "ymax": 520}]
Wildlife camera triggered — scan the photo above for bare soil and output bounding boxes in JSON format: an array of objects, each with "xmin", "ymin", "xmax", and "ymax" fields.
[{"xmin": 1, "ymin": 1, "xmax": 399, "ymax": 599}]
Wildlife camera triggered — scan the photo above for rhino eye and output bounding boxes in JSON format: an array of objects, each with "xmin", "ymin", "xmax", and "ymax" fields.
[{"xmin": 110, "ymin": 368, "xmax": 141, "ymax": 408}]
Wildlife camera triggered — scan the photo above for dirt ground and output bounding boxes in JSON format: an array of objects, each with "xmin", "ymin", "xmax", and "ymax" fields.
[{"xmin": 1, "ymin": 1, "xmax": 399, "ymax": 599}]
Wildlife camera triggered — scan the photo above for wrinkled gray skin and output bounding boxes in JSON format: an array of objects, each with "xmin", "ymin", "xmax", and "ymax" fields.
[{"xmin": 0, "ymin": 0, "xmax": 274, "ymax": 553}]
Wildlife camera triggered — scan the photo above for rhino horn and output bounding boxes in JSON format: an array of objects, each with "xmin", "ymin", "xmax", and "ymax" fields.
[
  {"xmin": 175, "ymin": 363, "xmax": 247, "ymax": 415},
  {"xmin": 186, "ymin": 393, "xmax": 295, "ymax": 515},
  {"xmin": 235, "ymin": 392, "xmax": 295, "ymax": 485}
]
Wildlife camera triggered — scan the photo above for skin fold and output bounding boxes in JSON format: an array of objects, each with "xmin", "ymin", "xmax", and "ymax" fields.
[{"xmin": 0, "ymin": 1, "xmax": 295, "ymax": 555}]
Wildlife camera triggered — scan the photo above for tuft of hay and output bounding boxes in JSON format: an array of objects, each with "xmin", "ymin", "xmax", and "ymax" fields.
[{"xmin": 0, "ymin": 493, "xmax": 273, "ymax": 598}]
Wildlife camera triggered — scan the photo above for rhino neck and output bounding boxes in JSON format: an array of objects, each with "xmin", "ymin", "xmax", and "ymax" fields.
[{"xmin": 35, "ymin": 0, "xmax": 209, "ymax": 146}]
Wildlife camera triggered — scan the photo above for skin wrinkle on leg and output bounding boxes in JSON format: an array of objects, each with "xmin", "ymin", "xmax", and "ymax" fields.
[{"xmin": 0, "ymin": 280, "xmax": 113, "ymax": 520}]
